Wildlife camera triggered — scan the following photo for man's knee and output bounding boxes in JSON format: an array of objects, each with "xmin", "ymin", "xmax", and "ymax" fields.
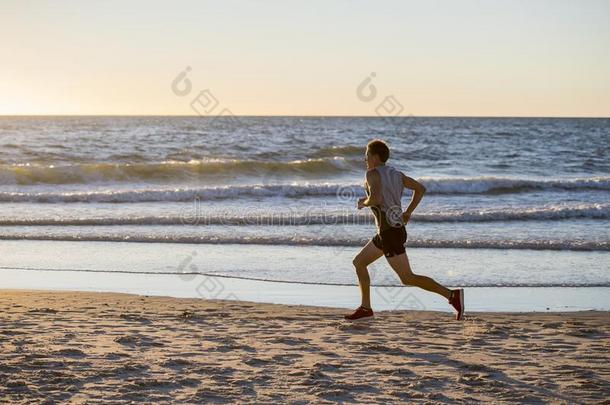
[{"xmin": 352, "ymin": 256, "xmax": 366, "ymax": 270}]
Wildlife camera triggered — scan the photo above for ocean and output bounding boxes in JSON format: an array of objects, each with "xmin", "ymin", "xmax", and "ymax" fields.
[{"xmin": 1, "ymin": 116, "xmax": 609, "ymax": 309}]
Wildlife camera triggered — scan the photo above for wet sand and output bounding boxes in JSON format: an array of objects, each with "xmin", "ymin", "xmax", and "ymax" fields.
[{"xmin": 0, "ymin": 290, "xmax": 608, "ymax": 403}]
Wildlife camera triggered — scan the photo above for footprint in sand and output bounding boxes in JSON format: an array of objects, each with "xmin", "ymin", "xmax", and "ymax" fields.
[
  {"xmin": 103, "ymin": 352, "xmax": 131, "ymax": 360},
  {"xmin": 243, "ymin": 356, "xmax": 272, "ymax": 367},
  {"xmin": 27, "ymin": 308, "xmax": 58, "ymax": 314},
  {"xmin": 119, "ymin": 313, "xmax": 151, "ymax": 324},
  {"xmin": 114, "ymin": 334, "xmax": 164, "ymax": 348},
  {"xmin": 311, "ymin": 361, "xmax": 344, "ymax": 372},
  {"xmin": 211, "ymin": 343, "xmax": 245, "ymax": 353},
  {"xmin": 111, "ymin": 362, "xmax": 150, "ymax": 376},
  {"xmin": 161, "ymin": 358, "xmax": 193, "ymax": 369},
  {"xmin": 174, "ymin": 377, "xmax": 201, "ymax": 387},
  {"xmin": 357, "ymin": 343, "xmax": 406, "ymax": 356},
  {"xmin": 319, "ymin": 350, "xmax": 340, "ymax": 357},
  {"xmin": 304, "ymin": 368, "xmax": 332, "ymax": 386},
  {"xmin": 267, "ymin": 336, "xmax": 310, "ymax": 346},
  {"xmin": 5, "ymin": 379, "xmax": 31, "ymax": 393},
  {"xmin": 541, "ymin": 321, "xmax": 563, "ymax": 328},
  {"xmin": 335, "ymin": 322, "xmax": 374, "ymax": 332},
  {"xmin": 54, "ymin": 348, "xmax": 86, "ymax": 357},
  {"xmin": 313, "ymin": 388, "xmax": 355, "ymax": 401},
  {"xmin": 377, "ymin": 367, "xmax": 415, "ymax": 377},
  {"xmin": 195, "ymin": 365, "xmax": 236, "ymax": 376},
  {"xmin": 565, "ymin": 327, "xmax": 603, "ymax": 338},
  {"xmin": 270, "ymin": 353, "xmax": 302, "ymax": 365}
]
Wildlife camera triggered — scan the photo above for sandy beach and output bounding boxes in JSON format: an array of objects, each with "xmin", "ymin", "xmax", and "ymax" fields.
[{"xmin": 0, "ymin": 290, "xmax": 608, "ymax": 404}]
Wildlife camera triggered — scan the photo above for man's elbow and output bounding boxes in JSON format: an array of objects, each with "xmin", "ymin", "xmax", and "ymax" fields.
[{"xmin": 369, "ymin": 197, "xmax": 382, "ymax": 206}]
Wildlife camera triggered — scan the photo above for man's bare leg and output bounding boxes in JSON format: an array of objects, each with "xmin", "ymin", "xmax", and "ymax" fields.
[
  {"xmin": 352, "ymin": 240, "xmax": 384, "ymax": 308},
  {"xmin": 386, "ymin": 252, "xmax": 451, "ymax": 299}
]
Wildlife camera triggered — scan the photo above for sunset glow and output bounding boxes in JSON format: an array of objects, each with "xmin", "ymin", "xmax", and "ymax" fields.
[{"xmin": 2, "ymin": 0, "xmax": 609, "ymax": 117}]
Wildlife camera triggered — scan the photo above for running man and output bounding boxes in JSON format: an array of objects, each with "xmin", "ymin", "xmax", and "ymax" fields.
[{"xmin": 344, "ymin": 139, "xmax": 464, "ymax": 321}]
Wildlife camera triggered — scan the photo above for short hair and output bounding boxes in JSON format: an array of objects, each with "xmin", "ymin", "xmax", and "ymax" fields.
[{"xmin": 367, "ymin": 139, "xmax": 390, "ymax": 162}]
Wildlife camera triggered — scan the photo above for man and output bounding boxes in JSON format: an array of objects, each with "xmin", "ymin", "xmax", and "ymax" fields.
[{"xmin": 344, "ymin": 139, "xmax": 464, "ymax": 321}]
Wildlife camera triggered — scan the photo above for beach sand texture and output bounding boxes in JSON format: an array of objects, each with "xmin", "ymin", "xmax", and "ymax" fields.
[{"xmin": 1, "ymin": 290, "xmax": 608, "ymax": 404}]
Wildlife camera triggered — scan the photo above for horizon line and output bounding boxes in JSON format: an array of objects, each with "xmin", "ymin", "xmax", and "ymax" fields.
[{"xmin": 1, "ymin": 114, "xmax": 609, "ymax": 119}]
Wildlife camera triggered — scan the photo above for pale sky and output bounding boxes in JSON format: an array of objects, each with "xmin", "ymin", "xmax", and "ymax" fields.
[{"xmin": 1, "ymin": 0, "xmax": 609, "ymax": 116}]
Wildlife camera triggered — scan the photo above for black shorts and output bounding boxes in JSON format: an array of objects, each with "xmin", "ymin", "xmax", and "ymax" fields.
[{"xmin": 372, "ymin": 226, "xmax": 407, "ymax": 258}]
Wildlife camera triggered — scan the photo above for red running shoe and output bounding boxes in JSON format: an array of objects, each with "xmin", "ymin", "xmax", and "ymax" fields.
[
  {"xmin": 449, "ymin": 289, "xmax": 464, "ymax": 320},
  {"xmin": 344, "ymin": 306, "xmax": 374, "ymax": 321}
]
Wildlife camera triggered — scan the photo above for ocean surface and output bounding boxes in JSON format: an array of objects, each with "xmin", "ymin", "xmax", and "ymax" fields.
[{"xmin": 1, "ymin": 116, "xmax": 609, "ymax": 296}]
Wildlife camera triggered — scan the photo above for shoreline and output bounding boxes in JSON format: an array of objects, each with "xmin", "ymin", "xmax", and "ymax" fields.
[
  {"xmin": 2, "ymin": 240, "xmax": 609, "ymax": 312},
  {"xmin": 3, "ymin": 270, "xmax": 610, "ymax": 312},
  {"xmin": 1, "ymin": 290, "xmax": 608, "ymax": 403},
  {"xmin": 4, "ymin": 288, "xmax": 610, "ymax": 314}
]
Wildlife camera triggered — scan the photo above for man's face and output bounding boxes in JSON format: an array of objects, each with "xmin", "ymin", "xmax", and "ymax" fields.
[{"xmin": 364, "ymin": 148, "xmax": 375, "ymax": 169}]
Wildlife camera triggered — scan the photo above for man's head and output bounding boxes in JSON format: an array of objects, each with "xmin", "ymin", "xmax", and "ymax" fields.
[{"xmin": 365, "ymin": 139, "xmax": 390, "ymax": 169}]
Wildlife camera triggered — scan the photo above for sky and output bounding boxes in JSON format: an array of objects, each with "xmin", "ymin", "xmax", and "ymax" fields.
[{"xmin": 1, "ymin": 0, "xmax": 609, "ymax": 117}]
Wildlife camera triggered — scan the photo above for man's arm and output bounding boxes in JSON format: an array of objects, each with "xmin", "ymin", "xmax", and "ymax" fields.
[
  {"xmin": 358, "ymin": 169, "xmax": 382, "ymax": 209},
  {"xmin": 401, "ymin": 174, "xmax": 426, "ymax": 222}
]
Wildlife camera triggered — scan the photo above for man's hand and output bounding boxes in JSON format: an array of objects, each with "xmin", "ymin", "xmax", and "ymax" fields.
[
  {"xmin": 401, "ymin": 211, "xmax": 411, "ymax": 224},
  {"xmin": 357, "ymin": 197, "xmax": 367, "ymax": 210}
]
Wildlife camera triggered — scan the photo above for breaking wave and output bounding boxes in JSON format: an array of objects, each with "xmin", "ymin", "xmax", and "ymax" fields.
[
  {"xmin": 0, "ymin": 157, "xmax": 355, "ymax": 185},
  {"xmin": 1, "ymin": 203, "xmax": 608, "ymax": 225},
  {"xmin": 2, "ymin": 177, "xmax": 609, "ymax": 202},
  {"xmin": 0, "ymin": 234, "xmax": 607, "ymax": 251}
]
